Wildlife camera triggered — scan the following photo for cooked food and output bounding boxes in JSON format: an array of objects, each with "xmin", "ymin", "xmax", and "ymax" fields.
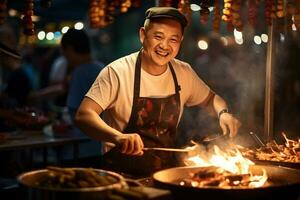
[
  {"xmin": 35, "ymin": 166, "xmax": 119, "ymax": 189},
  {"xmin": 177, "ymin": 166, "xmax": 267, "ymax": 188},
  {"xmin": 238, "ymin": 133, "xmax": 300, "ymax": 163}
]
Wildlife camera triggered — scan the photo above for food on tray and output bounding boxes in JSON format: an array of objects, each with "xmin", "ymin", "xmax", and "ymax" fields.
[
  {"xmin": 35, "ymin": 166, "xmax": 119, "ymax": 189},
  {"xmin": 238, "ymin": 133, "xmax": 300, "ymax": 163}
]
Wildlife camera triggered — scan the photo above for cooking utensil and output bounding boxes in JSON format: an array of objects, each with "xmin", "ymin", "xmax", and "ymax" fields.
[
  {"xmin": 249, "ymin": 132, "xmax": 265, "ymax": 147},
  {"xmin": 143, "ymin": 147, "xmax": 193, "ymax": 153},
  {"xmin": 106, "ymin": 143, "xmax": 194, "ymax": 153},
  {"xmin": 153, "ymin": 165, "xmax": 300, "ymax": 200},
  {"xmin": 199, "ymin": 134, "xmax": 231, "ymax": 147}
]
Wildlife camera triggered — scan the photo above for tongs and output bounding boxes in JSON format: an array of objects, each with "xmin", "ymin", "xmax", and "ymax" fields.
[
  {"xmin": 249, "ymin": 132, "xmax": 265, "ymax": 147},
  {"xmin": 200, "ymin": 134, "xmax": 230, "ymax": 146},
  {"xmin": 107, "ymin": 143, "xmax": 195, "ymax": 153},
  {"xmin": 143, "ymin": 146, "xmax": 195, "ymax": 153}
]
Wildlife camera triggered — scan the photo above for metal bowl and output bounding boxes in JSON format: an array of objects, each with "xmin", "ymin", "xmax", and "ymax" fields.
[{"xmin": 17, "ymin": 168, "xmax": 128, "ymax": 200}]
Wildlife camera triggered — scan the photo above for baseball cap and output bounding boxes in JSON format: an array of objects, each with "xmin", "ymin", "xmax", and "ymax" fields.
[{"xmin": 145, "ymin": 7, "xmax": 188, "ymax": 30}]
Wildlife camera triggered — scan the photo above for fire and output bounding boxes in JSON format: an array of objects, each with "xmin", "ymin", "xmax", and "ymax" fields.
[{"xmin": 183, "ymin": 144, "xmax": 268, "ymax": 188}]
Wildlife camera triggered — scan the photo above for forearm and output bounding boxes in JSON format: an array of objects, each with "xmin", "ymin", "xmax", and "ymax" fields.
[
  {"xmin": 212, "ymin": 94, "xmax": 228, "ymax": 117},
  {"xmin": 75, "ymin": 109, "xmax": 123, "ymax": 144}
]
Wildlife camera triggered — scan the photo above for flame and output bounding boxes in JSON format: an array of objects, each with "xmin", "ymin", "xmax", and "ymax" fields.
[
  {"xmin": 184, "ymin": 144, "xmax": 268, "ymax": 188},
  {"xmin": 185, "ymin": 145, "xmax": 254, "ymax": 174}
]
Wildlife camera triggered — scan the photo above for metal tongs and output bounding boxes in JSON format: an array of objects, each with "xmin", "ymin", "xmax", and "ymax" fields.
[
  {"xmin": 200, "ymin": 134, "xmax": 230, "ymax": 146},
  {"xmin": 143, "ymin": 146, "xmax": 195, "ymax": 153},
  {"xmin": 249, "ymin": 132, "xmax": 266, "ymax": 147}
]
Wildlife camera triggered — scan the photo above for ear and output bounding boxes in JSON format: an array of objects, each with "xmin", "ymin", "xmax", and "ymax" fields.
[{"xmin": 139, "ymin": 27, "xmax": 146, "ymax": 44}]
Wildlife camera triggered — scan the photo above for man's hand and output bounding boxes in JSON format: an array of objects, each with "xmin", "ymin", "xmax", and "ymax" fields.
[
  {"xmin": 219, "ymin": 113, "xmax": 241, "ymax": 137},
  {"xmin": 115, "ymin": 133, "xmax": 144, "ymax": 156}
]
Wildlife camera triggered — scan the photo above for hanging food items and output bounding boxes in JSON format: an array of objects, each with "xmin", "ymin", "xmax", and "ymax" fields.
[
  {"xmin": 89, "ymin": 0, "xmax": 111, "ymax": 28},
  {"xmin": 222, "ymin": 0, "xmax": 234, "ymax": 31},
  {"xmin": 22, "ymin": 0, "xmax": 35, "ymax": 35},
  {"xmin": 212, "ymin": 0, "xmax": 221, "ymax": 33},
  {"xmin": 248, "ymin": 0, "xmax": 260, "ymax": 26},
  {"xmin": 230, "ymin": 0, "xmax": 243, "ymax": 31},
  {"xmin": 178, "ymin": 0, "xmax": 192, "ymax": 25},
  {"xmin": 120, "ymin": 0, "xmax": 131, "ymax": 13},
  {"xmin": 276, "ymin": 0, "xmax": 285, "ymax": 18},
  {"xmin": 98, "ymin": 0, "xmax": 109, "ymax": 27},
  {"xmin": 89, "ymin": 0, "xmax": 101, "ymax": 28},
  {"xmin": 159, "ymin": 0, "xmax": 173, "ymax": 7},
  {"xmin": 0, "ymin": 0, "xmax": 7, "ymax": 25},
  {"xmin": 106, "ymin": 1, "xmax": 115, "ymax": 25},
  {"xmin": 265, "ymin": 0, "xmax": 276, "ymax": 26},
  {"xmin": 199, "ymin": 0, "xmax": 210, "ymax": 25}
]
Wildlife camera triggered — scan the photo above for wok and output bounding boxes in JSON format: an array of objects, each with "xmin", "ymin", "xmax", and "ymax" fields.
[
  {"xmin": 17, "ymin": 168, "xmax": 127, "ymax": 200},
  {"xmin": 251, "ymin": 159, "xmax": 300, "ymax": 170},
  {"xmin": 153, "ymin": 165, "xmax": 300, "ymax": 200}
]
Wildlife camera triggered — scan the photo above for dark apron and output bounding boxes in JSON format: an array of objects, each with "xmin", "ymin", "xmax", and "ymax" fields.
[{"xmin": 101, "ymin": 51, "xmax": 181, "ymax": 176}]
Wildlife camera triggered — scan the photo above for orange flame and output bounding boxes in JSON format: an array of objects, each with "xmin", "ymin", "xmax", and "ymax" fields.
[{"xmin": 184, "ymin": 144, "xmax": 268, "ymax": 188}]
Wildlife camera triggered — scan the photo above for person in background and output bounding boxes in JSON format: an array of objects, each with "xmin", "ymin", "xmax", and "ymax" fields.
[
  {"xmin": 57, "ymin": 28, "xmax": 105, "ymax": 161},
  {"xmin": 0, "ymin": 26, "xmax": 33, "ymax": 132},
  {"xmin": 0, "ymin": 26, "xmax": 31, "ymax": 177},
  {"xmin": 0, "ymin": 37, "xmax": 32, "ymax": 109},
  {"xmin": 60, "ymin": 28, "xmax": 105, "ymax": 123},
  {"xmin": 75, "ymin": 7, "xmax": 241, "ymax": 176}
]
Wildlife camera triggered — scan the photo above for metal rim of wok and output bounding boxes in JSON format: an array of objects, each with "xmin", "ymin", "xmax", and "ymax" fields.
[
  {"xmin": 251, "ymin": 159, "xmax": 300, "ymax": 170},
  {"xmin": 17, "ymin": 168, "xmax": 127, "ymax": 192},
  {"xmin": 152, "ymin": 165, "xmax": 300, "ymax": 191}
]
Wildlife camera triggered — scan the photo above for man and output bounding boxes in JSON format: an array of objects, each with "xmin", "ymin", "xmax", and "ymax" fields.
[
  {"xmin": 75, "ymin": 7, "xmax": 240, "ymax": 176},
  {"xmin": 60, "ymin": 28, "xmax": 105, "ymax": 122},
  {"xmin": 0, "ymin": 28, "xmax": 33, "ymax": 132},
  {"xmin": 58, "ymin": 28, "xmax": 105, "ymax": 159}
]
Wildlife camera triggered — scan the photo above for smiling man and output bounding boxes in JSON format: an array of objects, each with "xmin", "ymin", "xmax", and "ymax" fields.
[{"xmin": 75, "ymin": 7, "xmax": 240, "ymax": 176}]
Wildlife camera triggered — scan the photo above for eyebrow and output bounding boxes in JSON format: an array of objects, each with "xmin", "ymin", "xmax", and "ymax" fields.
[{"xmin": 153, "ymin": 31, "xmax": 181, "ymax": 39}]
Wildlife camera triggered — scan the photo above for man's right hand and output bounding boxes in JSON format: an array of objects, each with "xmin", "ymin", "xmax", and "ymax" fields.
[{"xmin": 115, "ymin": 133, "xmax": 144, "ymax": 156}]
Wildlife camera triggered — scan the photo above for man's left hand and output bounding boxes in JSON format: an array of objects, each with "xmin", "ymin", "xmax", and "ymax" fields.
[{"xmin": 219, "ymin": 113, "xmax": 241, "ymax": 137}]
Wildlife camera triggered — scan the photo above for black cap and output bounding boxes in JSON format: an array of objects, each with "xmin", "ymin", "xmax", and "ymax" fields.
[{"xmin": 145, "ymin": 7, "xmax": 188, "ymax": 29}]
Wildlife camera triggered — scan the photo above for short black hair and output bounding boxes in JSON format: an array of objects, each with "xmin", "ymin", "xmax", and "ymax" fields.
[{"xmin": 61, "ymin": 28, "xmax": 91, "ymax": 54}]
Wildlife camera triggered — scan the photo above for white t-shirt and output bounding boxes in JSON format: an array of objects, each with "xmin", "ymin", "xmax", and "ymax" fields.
[{"xmin": 86, "ymin": 52, "xmax": 211, "ymax": 131}]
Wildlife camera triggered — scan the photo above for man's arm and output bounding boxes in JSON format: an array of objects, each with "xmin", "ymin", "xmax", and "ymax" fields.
[
  {"xmin": 198, "ymin": 92, "xmax": 241, "ymax": 137},
  {"xmin": 75, "ymin": 97, "xmax": 144, "ymax": 155}
]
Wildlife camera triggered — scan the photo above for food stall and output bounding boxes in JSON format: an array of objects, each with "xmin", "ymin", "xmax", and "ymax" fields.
[{"xmin": 1, "ymin": 0, "xmax": 300, "ymax": 199}]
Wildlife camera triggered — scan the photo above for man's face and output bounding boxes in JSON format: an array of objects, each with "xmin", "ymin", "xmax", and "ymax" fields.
[{"xmin": 139, "ymin": 19, "xmax": 183, "ymax": 67}]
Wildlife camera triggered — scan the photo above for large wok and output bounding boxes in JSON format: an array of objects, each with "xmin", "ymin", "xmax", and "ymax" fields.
[{"xmin": 153, "ymin": 165, "xmax": 300, "ymax": 200}]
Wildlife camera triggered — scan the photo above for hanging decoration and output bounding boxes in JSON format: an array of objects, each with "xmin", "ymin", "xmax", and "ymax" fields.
[
  {"xmin": 178, "ymin": 0, "xmax": 192, "ymax": 25},
  {"xmin": 248, "ymin": 0, "xmax": 260, "ymax": 27},
  {"xmin": 0, "ymin": 0, "xmax": 7, "ymax": 25},
  {"xmin": 212, "ymin": 0, "xmax": 221, "ymax": 33},
  {"xmin": 1, "ymin": 0, "xmax": 300, "ymax": 36},
  {"xmin": 22, "ymin": 0, "xmax": 35, "ymax": 35}
]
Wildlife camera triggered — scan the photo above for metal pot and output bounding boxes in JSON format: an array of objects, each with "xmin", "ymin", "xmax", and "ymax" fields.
[
  {"xmin": 17, "ymin": 168, "xmax": 128, "ymax": 200},
  {"xmin": 153, "ymin": 165, "xmax": 300, "ymax": 200}
]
